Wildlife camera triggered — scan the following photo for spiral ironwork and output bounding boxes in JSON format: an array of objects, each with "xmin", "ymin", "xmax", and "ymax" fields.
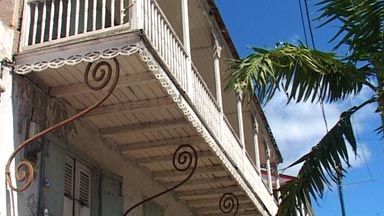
[
  {"xmin": 124, "ymin": 144, "xmax": 198, "ymax": 216},
  {"xmin": 219, "ymin": 193, "xmax": 239, "ymax": 215},
  {"xmin": 5, "ymin": 58, "xmax": 120, "ymax": 192}
]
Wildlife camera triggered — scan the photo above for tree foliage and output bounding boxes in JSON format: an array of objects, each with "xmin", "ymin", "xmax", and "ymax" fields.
[{"xmin": 225, "ymin": 0, "xmax": 383, "ymax": 215}]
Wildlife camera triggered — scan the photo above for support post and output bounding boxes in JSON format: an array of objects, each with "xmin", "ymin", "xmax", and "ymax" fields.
[
  {"xmin": 265, "ymin": 139, "xmax": 273, "ymax": 194},
  {"xmin": 181, "ymin": 0, "xmax": 192, "ymax": 95},
  {"xmin": 236, "ymin": 92, "xmax": 245, "ymax": 169},
  {"xmin": 274, "ymin": 164, "xmax": 281, "ymax": 204},
  {"xmin": 131, "ymin": 0, "xmax": 144, "ymax": 30},
  {"xmin": 251, "ymin": 114, "xmax": 261, "ymax": 173},
  {"xmin": 213, "ymin": 38, "xmax": 222, "ymax": 110}
]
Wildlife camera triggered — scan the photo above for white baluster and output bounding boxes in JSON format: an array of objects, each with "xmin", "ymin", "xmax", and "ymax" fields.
[
  {"xmin": 102, "ymin": 0, "xmax": 106, "ymax": 28},
  {"xmin": 66, "ymin": 0, "xmax": 71, "ymax": 37},
  {"xmin": 84, "ymin": 0, "xmax": 88, "ymax": 32},
  {"xmin": 120, "ymin": 0, "xmax": 124, "ymax": 25},
  {"xmin": 75, "ymin": 0, "xmax": 79, "ymax": 34},
  {"xmin": 40, "ymin": 1, "xmax": 47, "ymax": 43},
  {"xmin": 49, "ymin": 0, "xmax": 55, "ymax": 41},
  {"xmin": 111, "ymin": 0, "xmax": 115, "ymax": 27},
  {"xmin": 93, "ymin": 0, "xmax": 97, "ymax": 30},
  {"xmin": 32, "ymin": 3, "xmax": 38, "ymax": 45},
  {"xmin": 57, "ymin": 0, "xmax": 63, "ymax": 39}
]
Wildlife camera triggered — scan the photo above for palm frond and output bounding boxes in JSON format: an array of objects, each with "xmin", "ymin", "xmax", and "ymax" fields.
[
  {"xmin": 277, "ymin": 98, "xmax": 376, "ymax": 216},
  {"xmin": 225, "ymin": 43, "xmax": 367, "ymax": 104},
  {"xmin": 316, "ymin": 0, "xmax": 384, "ymax": 62}
]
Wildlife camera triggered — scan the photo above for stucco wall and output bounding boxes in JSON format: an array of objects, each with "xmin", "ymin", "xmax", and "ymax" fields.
[{"xmin": 0, "ymin": 0, "xmax": 18, "ymax": 215}]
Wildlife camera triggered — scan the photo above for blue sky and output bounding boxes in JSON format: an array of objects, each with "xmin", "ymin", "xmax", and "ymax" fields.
[{"xmin": 215, "ymin": 1, "xmax": 384, "ymax": 215}]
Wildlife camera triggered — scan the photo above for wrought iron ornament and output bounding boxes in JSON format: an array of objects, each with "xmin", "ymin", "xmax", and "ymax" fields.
[
  {"xmin": 219, "ymin": 193, "xmax": 239, "ymax": 215},
  {"xmin": 5, "ymin": 58, "xmax": 120, "ymax": 192},
  {"xmin": 124, "ymin": 144, "xmax": 198, "ymax": 215}
]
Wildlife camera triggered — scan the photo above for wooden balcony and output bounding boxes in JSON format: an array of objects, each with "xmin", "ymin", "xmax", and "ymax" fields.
[{"xmin": 15, "ymin": 0, "xmax": 282, "ymax": 215}]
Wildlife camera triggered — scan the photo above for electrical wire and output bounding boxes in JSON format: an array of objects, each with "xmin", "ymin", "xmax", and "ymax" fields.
[
  {"xmin": 298, "ymin": 0, "xmax": 309, "ymax": 46},
  {"xmin": 349, "ymin": 101, "xmax": 375, "ymax": 182},
  {"xmin": 298, "ymin": 0, "xmax": 329, "ymax": 132},
  {"xmin": 303, "ymin": 0, "xmax": 316, "ymax": 50}
]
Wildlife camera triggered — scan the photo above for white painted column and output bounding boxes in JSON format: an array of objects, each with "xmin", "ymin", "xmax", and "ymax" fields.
[
  {"xmin": 236, "ymin": 92, "xmax": 246, "ymax": 169},
  {"xmin": 265, "ymin": 138, "xmax": 273, "ymax": 194},
  {"xmin": 213, "ymin": 39, "xmax": 223, "ymax": 110},
  {"xmin": 181, "ymin": 0, "xmax": 193, "ymax": 95},
  {"xmin": 252, "ymin": 115, "xmax": 261, "ymax": 173},
  {"xmin": 131, "ymin": 0, "xmax": 144, "ymax": 29},
  {"xmin": 274, "ymin": 164, "xmax": 281, "ymax": 204},
  {"xmin": 181, "ymin": 0, "xmax": 190, "ymax": 54}
]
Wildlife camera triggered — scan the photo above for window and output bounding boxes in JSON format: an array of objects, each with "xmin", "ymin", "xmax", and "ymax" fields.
[
  {"xmin": 63, "ymin": 156, "xmax": 92, "ymax": 216},
  {"xmin": 40, "ymin": 137, "xmax": 123, "ymax": 216}
]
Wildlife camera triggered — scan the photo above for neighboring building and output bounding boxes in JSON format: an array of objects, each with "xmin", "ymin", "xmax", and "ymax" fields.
[{"xmin": 0, "ymin": 0, "xmax": 284, "ymax": 215}]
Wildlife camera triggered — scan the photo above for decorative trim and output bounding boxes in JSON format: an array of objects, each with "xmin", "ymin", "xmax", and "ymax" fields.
[
  {"xmin": 137, "ymin": 45, "xmax": 271, "ymax": 216},
  {"xmin": 123, "ymin": 144, "xmax": 198, "ymax": 216},
  {"xmin": 14, "ymin": 44, "xmax": 141, "ymax": 74},
  {"xmin": 5, "ymin": 58, "xmax": 120, "ymax": 192}
]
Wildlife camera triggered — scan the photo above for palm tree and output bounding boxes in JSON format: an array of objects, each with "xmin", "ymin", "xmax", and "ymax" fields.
[{"xmin": 225, "ymin": 0, "xmax": 383, "ymax": 215}]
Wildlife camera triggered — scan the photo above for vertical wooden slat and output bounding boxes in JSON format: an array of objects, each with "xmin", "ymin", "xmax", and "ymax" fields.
[
  {"xmin": 93, "ymin": 0, "xmax": 97, "ymax": 30},
  {"xmin": 154, "ymin": 11, "xmax": 158, "ymax": 49},
  {"xmin": 32, "ymin": 3, "xmax": 39, "ymax": 45},
  {"xmin": 102, "ymin": 0, "xmax": 106, "ymax": 28},
  {"xmin": 66, "ymin": 0, "xmax": 71, "ymax": 37},
  {"xmin": 57, "ymin": 0, "xmax": 63, "ymax": 39},
  {"xmin": 111, "ymin": 0, "xmax": 115, "ymax": 27},
  {"xmin": 75, "ymin": 0, "xmax": 79, "ymax": 34},
  {"xmin": 49, "ymin": 0, "xmax": 55, "ymax": 41},
  {"xmin": 40, "ymin": 2, "xmax": 47, "ymax": 43},
  {"xmin": 84, "ymin": 0, "xmax": 88, "ymax": 32}
]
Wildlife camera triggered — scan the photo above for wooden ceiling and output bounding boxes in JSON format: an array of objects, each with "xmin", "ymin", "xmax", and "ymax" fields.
[{"xmin": 33, "ymin": 53, "xmax": 264, "ymax": 215}]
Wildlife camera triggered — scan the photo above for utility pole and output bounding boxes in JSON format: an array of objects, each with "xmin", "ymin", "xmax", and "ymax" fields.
[{"xmin": 336, "ymin": 166, "xmax": 347, "ymax": 216}]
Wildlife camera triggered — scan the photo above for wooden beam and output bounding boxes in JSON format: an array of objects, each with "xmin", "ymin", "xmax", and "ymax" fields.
[
  {"xmin": 162, "ymin": 176, "xmax": 234, "ymax": 188},
  {"xmin": 50, "ymin": 72, "xmax": 155, "ymax": 96},
  {"xmin": 101, "ymin": 119, "xmax": 189, "ymax": 136},
  {"xmin": 120, "ymin": 136, "xmax": 201, "ymax": 152},
  {"xmin": 136, "ymin": 151, "xmax": 212, "ymax": 165},
  {"xmin": 84, "ymin": 97, "xmax": 174, "ymax": 118},
  {"xmin": 176, "ymin": 186, "xmax": 241, "ymax": 198},
  {"xmin": 153, "ymin": 165, "xmax": 226, "ymax": 180}
]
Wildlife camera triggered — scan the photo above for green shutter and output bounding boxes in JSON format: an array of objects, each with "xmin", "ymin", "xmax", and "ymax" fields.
[
  {"xmin": 41, "ymin": 138, "xmax": 66, "ymax": 216},
  {"xmin": 99, "ymin": 171, "xmax": 123, "ymax": 216}
]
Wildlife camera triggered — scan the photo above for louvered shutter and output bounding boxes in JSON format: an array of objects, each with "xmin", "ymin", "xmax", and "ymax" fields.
[
  {"xmin": 63, "ymin": 156, "xmax": 75, "ymax": 216},
  {"xmin": 75, "ymin": 161, "xmax": 91, "ymax": 216},
  {"xmin": 100, "ymin": 171, "xmax": 123, "ymax": 216}
]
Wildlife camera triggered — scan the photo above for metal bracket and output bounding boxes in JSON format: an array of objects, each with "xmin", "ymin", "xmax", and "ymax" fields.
[
  {"xmin": 5, "ymin": 58, "xmax": 120, "ymax": 192},
  {"xmin": 219, "ymin": 193, "xmax": 239, "ymax": 215},
  {"xmin": 124, "ymin": 144, "xmax": 198, "ymax": 215}
]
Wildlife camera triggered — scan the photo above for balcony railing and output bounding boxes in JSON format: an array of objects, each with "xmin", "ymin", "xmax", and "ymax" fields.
[
  {"xmin": 141, "ymin": 0, "xmax": 277, "ymax": 212},
  {"xmin": 22, "ymin": 0, "xmax": 130, "ymax": 48},
  {"xmin": 19, "ymin": 0, "xmax": 278, "ymax": 212}
]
